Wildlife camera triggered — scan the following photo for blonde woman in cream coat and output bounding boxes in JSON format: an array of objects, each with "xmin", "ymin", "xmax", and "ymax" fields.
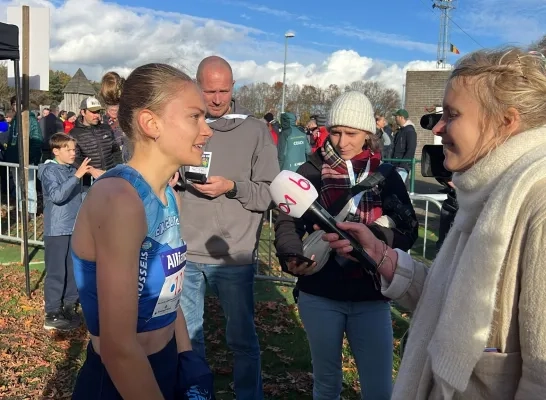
[{"xmin": 322, "ymin": 47, "xmax": 546, "ymax": 400}]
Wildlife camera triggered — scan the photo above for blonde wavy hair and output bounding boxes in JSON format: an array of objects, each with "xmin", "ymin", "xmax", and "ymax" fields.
[
  {"xmin": 99, "ymin": 71, "xmax": 125, "ymax": 106},
  {"xmin": 449, "ymin": 47, "xmax": 546, "ymax": 146}
]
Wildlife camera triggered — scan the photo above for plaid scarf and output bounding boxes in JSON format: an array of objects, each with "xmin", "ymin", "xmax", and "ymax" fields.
[{"xmin": 319, "ymin": 139, "xmax": 383, "ymax": 225}]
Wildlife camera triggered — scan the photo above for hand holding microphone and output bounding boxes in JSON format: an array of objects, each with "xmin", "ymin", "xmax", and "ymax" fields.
[{"xmin": 269, "ymin": 170, "xmax": 378, "ymax": 274}]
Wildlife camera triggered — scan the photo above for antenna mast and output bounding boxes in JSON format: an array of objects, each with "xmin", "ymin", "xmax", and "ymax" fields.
[{"xmin": 433, "ymin": 0, "xmax": 457, "ymax": 69}]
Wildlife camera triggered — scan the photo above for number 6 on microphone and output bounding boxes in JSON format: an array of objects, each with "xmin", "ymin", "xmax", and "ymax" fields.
[{"xmin": 270, "ymin": 170, "xmax": 319, "ymax": 218}]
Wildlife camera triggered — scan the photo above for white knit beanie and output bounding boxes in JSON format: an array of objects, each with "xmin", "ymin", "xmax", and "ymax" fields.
[{"xmin": 327, "ymin": 91, "xmax": 376, "ymax": 133}]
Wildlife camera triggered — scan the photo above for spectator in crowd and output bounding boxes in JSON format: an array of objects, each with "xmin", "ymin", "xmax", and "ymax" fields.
[
  {"xmin": 277, "ymin": 111, "xmax": 311, "ymax": 171},
  {"xmin": 0, "ymin": 112, "xmax": 9, "ymax": 147},
  {"xmin": 391, "ymin": 109, "xmax": 417, "ymax": 182},
  {"xmin": 71, "ymin": 63, "xmax": 211, "ymax": 399},
  {"xmin": 40, "ymin": 106, "xmax": 64, "ymax": 161},
  {"xmin": 63, "ymin": 111, "xmax": 77, "ymax": 133},
  {"xmin": 69, "ymin": 96, "xmax": 122, "ymax": 193},
  {"xmin": 375, "ymin": 114, "xmax": 394, "ymax": 159},
  {"xmin": 4, "ymin": 95, "xmax": 43, "ymax": 218},
  {"xmin": 179, "ymin": 55, "xmax": 279, "ymax": 400},
  {"xmin": 322, "ymin": 47, "xmax": 546, "ymax": 399},
  {"xmin": 100, "ymin": 71, "xmax": 128, "ymax": 160},
  {"xmin": 306, "ymin": 114, "xmax": 329, "ymax": 152},
  {"xmin": 275, "ymin": 91, "xmax": 417, "ymax": 400},
  {"xmin": 38, "ymin": 133, "xmax": 92, "ymax": 331},
  {"xmin": 263, "ymin": 112, "xmax": 279, "ymax": 145},
  {"xmin": 59, "ymin": 110, "xmax": 67, "ymax": 122}
]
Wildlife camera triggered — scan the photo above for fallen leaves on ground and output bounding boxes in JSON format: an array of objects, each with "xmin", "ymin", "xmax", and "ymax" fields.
[
  {"xmin": 0, "ymin": 261, "xmax": 376, "ymax": 399},
  {"xmin": 0, "ymin": 263, "xmax": 87, "ymax": 399}
]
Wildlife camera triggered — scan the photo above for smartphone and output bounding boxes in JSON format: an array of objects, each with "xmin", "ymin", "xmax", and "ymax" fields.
[
  {"xmin": 276, "ymin": 253, "xmax": 315, "ymax": 273},
  {"xmin": 185, "ymin": 171, "xmax": 208, "ymax": 184}
]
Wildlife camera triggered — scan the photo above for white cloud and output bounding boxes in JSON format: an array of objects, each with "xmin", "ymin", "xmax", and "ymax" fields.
[
  {"xmin": 232, "ymin": 51, "xmax": 440, "ymax": 93},
  {"xmin": 0, "ymin": 0, "xmax": 441, "ymax": 94}
]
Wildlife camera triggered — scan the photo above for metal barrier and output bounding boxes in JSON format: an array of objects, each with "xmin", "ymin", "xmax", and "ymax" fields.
[
  {"xmin": 0, "ymin": 161, "xmax": 444, "ymax": 283},
  {"xmin": 0, "ymin": 161, "xmax": 42, "ymax": 246}
]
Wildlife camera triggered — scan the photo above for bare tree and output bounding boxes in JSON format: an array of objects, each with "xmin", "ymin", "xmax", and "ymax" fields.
[
  {"xmin": 234, "ymin": 79, "xmax": 400, "ymax": 124},
  {"xmin": 346, "ymin": 80, "xmax": 400, "ymax": 116}
]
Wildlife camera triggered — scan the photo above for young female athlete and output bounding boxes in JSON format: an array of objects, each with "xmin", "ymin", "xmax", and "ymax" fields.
[{"xmin": 71, "ymin": 63, "xmax": 213, "ymax": 399}]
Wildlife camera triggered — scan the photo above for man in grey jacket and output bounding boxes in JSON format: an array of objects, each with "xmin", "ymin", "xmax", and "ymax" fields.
[{"xmin": 179, "ymin": 56, "xmax": 279, "ymax": 400}]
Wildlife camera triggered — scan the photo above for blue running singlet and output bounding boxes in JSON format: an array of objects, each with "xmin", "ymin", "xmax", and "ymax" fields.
[{"xmin": 72, "ymin": 165, "xmax": 186, "ymax": 336}]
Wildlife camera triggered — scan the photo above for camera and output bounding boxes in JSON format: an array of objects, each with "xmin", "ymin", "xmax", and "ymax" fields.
[{"xmin": 419, "ymin": 108, "xmax": 452, "ymax": 180}]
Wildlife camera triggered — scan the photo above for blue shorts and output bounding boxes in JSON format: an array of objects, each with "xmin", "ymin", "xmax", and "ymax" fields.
[{"xmin": 72, "ymin": 336, "xmax": 178, "ymax": 399}]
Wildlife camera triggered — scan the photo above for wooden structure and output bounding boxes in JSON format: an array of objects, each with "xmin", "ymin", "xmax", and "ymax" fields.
[{"xmin": 59, "ymin": 68, "xmax": 96, "ymax": 113}]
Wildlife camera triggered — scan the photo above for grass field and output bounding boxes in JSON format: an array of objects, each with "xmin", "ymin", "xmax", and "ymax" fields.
[{"xmin": 0, "ymin": 216, "xmax": 434, "ymax": 399}]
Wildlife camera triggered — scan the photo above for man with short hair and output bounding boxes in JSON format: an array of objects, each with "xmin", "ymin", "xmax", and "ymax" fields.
[
  {"xmin": 179, "ymin": 55, "xmax": 279, "ymax": 400},
  {"xmin": 69, "ymin": 97, "xmax": 121, "ymax": 191},
  {"xmin": 40, "ymin": 106, "xmax": 64, "ymax": 161},
  {"xmin": 263, "ymin": 112, "xmax": 279, "ymax": 145},
  {"xmin": 392, "ymin": 109, "xmax": 417, "ymax": 182}
]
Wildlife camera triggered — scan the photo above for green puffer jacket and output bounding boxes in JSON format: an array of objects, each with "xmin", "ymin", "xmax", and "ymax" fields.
[{"xmin": 4, "ymin": 113, "xmax": 44, "ymax": 165}]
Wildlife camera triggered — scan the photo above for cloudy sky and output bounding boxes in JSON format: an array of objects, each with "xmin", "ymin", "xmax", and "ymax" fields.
[{"xmin": 1, "ymin": 0, "xmax": 545, "ymax": 93}]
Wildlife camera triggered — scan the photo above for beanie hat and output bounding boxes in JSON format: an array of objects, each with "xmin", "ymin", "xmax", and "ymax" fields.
[
  {"xmin": 315, "ymin": 114, "xmax": 327, "ymax": 127},
  {"xmin": 327, "ymin": 91, "xmax": 376, "ymax": 133}
]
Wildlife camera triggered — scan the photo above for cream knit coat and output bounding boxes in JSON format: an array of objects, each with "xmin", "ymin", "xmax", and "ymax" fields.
[{"xmin": 383, "ymin": 126, "xmax": 546, "ymax": 399}]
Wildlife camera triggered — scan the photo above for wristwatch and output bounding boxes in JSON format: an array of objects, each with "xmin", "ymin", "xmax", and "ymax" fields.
[{"xmin": 225, "ymin": 181, "xmax": 238, "ymax": 199}]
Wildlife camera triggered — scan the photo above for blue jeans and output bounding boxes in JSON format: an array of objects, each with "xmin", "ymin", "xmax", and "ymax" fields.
[
  {"xmin": 180, "ymin": 261, "xmax": 263, "ymax": 400},
  {"xmin": 298, "ymin": 292, "xmax": 393, "ymax": 400}
]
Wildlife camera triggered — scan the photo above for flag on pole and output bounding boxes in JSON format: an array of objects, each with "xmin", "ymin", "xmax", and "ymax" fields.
[{"xmin": 450, "ymin": 44, "xmax": 461, "ymax": 55}]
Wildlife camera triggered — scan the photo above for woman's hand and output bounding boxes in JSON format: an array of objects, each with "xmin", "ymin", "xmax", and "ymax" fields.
[
  {"xmin": 286, "ymin": 255, "xmax": 317, "ymax": 276},
  {"xmin": 318, "ymin": 222, "xmax": 382, "ymax": 261},
  {"xmin": 318, "ymin": 221, "xmax": 399, "ymax": 282}
]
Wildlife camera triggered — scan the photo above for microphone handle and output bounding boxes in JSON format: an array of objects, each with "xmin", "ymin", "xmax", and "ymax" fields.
[{"xmin": 308, "ymin": 202, "xmax": 377, "ymax": 273}]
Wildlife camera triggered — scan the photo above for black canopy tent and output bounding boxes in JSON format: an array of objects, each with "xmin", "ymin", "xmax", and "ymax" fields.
[{"xmin": 0, "ymin": 22, "xmax": 32, "ymax": 298}]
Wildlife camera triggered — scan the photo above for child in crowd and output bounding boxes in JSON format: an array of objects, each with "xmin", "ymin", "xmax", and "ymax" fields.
[{"xmin": 37, "ymin": 133, "xmax": 92, "ymax": 331}]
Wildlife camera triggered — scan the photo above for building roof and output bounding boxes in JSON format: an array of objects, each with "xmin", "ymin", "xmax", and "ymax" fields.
[{"xmin": 62, "ymin": 68, "xmax": 96, "ymax": 95}]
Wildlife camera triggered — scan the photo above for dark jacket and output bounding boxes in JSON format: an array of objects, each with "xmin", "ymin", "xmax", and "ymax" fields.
[
  {"xmin": 277, "ymin": 112, "xmax": 311, "ymax": 172},
  {"xmin": 40, "ymin": 113, "xmax": 64, "ymax": 150},
  {"xmin": 70, "ymin": 117, "xmax": 122, "ymax": 185},
  {"xmin": 37, "ymin": 160, "xmax": 83, "ymax": 236},
  {"xmin": 4, "ymin": 113, "xmax": 43, "ymax": 165},
  {"xmin": 392, "ymin": 122, "xmax": 417, "ymax": 172},
  {"xmin": 274, "ymin": 151, "xmax": 418, "ymax": 302},
  {"xmin": 436, "ymin": 182, "xmax": 458, "ymax": 252}
]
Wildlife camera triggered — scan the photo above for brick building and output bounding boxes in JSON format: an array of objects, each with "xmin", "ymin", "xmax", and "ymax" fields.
[{"xmin": 404, "ymin": 70, "xmax": 451, "ymax": 158}]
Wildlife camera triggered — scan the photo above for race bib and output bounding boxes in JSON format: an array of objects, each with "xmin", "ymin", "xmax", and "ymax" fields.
[
  {"xmin": 188, "ymin": 152, "xmax": 212, "ymax": 178},
  {"xmin": 152, "ymin": 245, "xmax": 187, "ymax": 318}
]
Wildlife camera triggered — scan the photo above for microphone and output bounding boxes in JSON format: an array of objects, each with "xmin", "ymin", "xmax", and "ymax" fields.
[{"xmin": 269, "ymin": 170, "xmax": 377, "ymax": 273}]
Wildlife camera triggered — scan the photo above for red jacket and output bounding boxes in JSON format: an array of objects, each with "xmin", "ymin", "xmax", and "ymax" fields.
[
  {"xmin": 269, "ymin": 126, "xmax": 278, "ymax": 145},
  {"xmin": 311, "ymin": 126, "xmax": 329, "ymax": 153},
  {"xmin": 63, "ymin": 120, "xmax": 75, "ymax": 133}
]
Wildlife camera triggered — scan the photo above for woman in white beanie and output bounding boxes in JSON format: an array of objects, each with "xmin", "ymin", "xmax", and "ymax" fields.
[
  {"xmin": 323, "ymin": 48, "xmax": 546, "ymax": 399},
  {"xmin": 274, "ymin": 91, "xmax": 418, "ymax": 399}
]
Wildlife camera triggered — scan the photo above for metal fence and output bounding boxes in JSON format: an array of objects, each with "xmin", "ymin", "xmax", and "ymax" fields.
[{"xmin": 0, "ymin": 161, "xmax": 444, "ymax": 283}]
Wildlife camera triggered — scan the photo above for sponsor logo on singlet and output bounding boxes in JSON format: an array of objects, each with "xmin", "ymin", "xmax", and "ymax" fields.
[{"xmin": 155, "ymin": 215, "xmax": 180, "ymax": 237}]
